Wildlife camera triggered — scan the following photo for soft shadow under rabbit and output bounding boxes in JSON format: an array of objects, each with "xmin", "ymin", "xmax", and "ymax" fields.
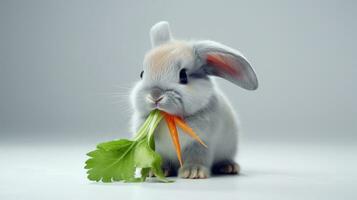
[{"xmin": 130, "ymin": 21, "xmax": 258, "ymax": 179}]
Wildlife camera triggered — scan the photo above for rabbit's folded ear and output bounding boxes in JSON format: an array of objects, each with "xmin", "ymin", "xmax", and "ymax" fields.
[
  {"xmin": 194, "ymin": 40, "xmax": 258, "ymax": 90},
  {"xmin": 150, "ymin": 21, "xmax": 173, "ymax": 47}
]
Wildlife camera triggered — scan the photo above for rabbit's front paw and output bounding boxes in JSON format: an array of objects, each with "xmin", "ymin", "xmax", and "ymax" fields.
[
  {"xmin": 178, "ymin": 164, "xmax": 210, "ymax": 179},
  {"xmin": 149, "ymin": 163, "xmax": 176, "ymax": 177}
]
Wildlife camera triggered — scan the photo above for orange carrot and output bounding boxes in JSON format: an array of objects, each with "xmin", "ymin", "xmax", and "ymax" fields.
[
  {"xmin": 164, "ymin": 115, "xmax": 183, "ymax": 167},
  {"xmin": 173, "ymin": 117, "xmax": 208, "ymax": 148}
]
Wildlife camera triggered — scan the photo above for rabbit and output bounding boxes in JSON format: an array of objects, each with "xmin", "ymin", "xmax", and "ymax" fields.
[{"xmin": 130, "ymin": 21, "xmax": 258, "ymax": 179}]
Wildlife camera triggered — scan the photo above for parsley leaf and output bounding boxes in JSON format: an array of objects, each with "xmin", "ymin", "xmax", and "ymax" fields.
[{"xmin": 84, "ymin": 110, "xmax": 171, "ymax": 183}]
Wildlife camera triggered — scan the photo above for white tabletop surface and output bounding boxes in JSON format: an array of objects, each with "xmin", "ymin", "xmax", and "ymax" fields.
[{"xmin": 1, "ymin": 137, "xmax": 356, "ymax": 200}]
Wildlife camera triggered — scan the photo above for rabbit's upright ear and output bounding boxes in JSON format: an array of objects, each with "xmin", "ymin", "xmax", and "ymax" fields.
[
  {"xmin": 150, "ymin": 21, "xmax": 172, "ymax": 47},
  {"xmin": 194, "ymin": 40, "xmax": 258, "ymax": 90}
]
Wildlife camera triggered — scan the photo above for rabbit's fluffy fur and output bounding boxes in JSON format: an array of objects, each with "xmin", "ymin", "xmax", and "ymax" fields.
[{"xmin": 130, "ymin": 21, "xmax": 258, "ymax": 179}]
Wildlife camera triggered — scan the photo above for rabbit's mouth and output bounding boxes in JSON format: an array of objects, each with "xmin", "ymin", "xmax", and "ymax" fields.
[{"xmin": 145, "ymin": 91, "xmax": 184, "ymax": 117}]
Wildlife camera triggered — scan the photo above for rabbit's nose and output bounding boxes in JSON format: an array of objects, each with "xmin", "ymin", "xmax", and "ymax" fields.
[{"xmin": 149, "ymin": 88, "xmax": 163, "ymax": 103}]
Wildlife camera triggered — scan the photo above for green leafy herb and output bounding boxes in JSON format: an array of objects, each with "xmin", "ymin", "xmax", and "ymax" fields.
[
  {"xmin": 84, "ymin": 110, "xmax": 171, "ymax": 183},
  {"xmin": 85, "ymin": 109, "xmax": 207, "ymax": 183}
]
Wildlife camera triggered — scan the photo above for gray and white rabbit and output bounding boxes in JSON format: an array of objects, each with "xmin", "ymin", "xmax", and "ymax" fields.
[{"xmin": 130, "ymin": 21, "xmax": 258, "ymax": 179}]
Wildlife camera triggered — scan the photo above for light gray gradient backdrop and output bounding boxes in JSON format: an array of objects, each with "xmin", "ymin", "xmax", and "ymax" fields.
[{"xmin": 1, "ymin": 0, "xmax": 356, "ymax": 143}]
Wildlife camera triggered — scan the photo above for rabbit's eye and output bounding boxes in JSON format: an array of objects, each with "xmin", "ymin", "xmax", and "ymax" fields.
[
  {"xmin": 179, "ymin": 69, "xmax": 188, "ymax": 84},
  {"xmin": 140, "ymin": 70, "xmax": 144, "ymax": 79}
]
